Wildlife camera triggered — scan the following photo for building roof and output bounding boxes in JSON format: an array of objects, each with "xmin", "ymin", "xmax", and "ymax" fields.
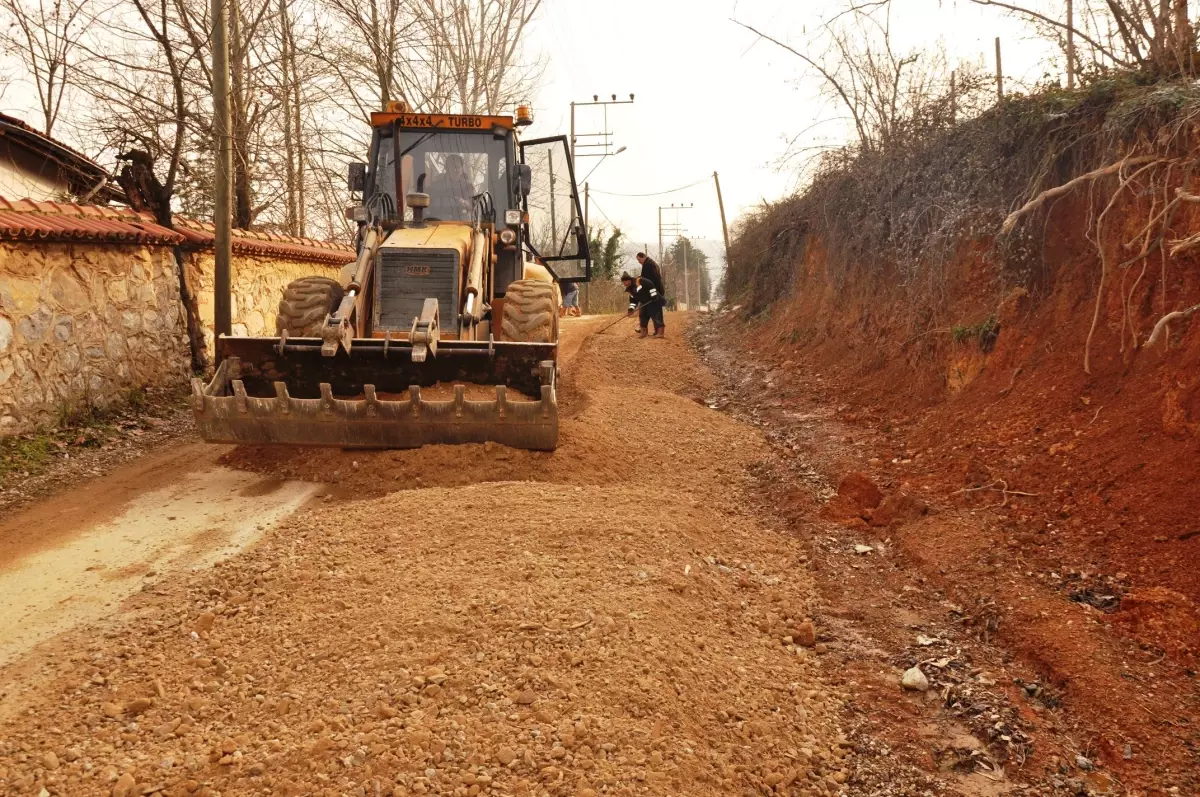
[
  {"xmin": 173, "ymin": 218, "xmax": 356, "ymax": 265},
  {"xmin": 0, "ymin": 113, "xmax": 121, "ymax": 202},
  {"xmin": 0, "ymin": 197, "xmax": 182, "ymax": 245},
  {"xmin": 0, "ymin": 194, "xmax": 355, "ymax": 264}
]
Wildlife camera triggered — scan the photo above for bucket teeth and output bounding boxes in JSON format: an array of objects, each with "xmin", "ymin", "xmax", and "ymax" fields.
[
  {"xmin": 194, "ymin": 369, "xmax": 558, "ymax": 450},
  {"xmin": 273, "ymin": 382, "xmax": 291, "ymax": 414},
  {"xmin": 232, "ymin": 380, "xmax": 249, "ymax": 414}
]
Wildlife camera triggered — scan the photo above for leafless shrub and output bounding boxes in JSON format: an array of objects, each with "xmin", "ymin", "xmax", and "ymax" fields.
[
  {"xmin": 728, "ymin": 2, "xmax": 993, "ymax": 311},
  {"xmin": 729, "ymin": 72, "xmax": 1200, "ymax": 374},
  {"xmin": 0, "ymin": 0, "xmax": 97, "ymax": 136},
  {"xmin": 5, "ymin": 0, "xmax": 543, "ymax": 241},
  {"xmin": 971, "ymin": 0, "xmax": 1196, "ymax": 78}
]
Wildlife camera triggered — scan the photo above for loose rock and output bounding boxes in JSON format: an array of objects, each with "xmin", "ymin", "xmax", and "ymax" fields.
[{"xmin": 901, "ymin": 666, "xmax": 929, "ymax": 691}]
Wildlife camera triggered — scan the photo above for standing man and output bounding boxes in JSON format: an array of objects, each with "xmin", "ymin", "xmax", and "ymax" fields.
[
  {"xmin": 621, "ymin": 271, "xmax": 664, "ymax": 338},
  {"xmin": 635, "ymin": 253, "xmax": 667, "ymax": 337},
  {"xmin": 636, "ymin": 252, "xmax": 665, "ymax": 298}
]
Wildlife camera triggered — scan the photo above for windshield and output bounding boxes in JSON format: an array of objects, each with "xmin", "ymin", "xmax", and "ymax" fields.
[{"xmin": 368, "ymin": 129, "xmax": 511, "ymax": 222}]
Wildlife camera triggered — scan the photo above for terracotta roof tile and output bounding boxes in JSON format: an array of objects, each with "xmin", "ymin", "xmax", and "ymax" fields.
[
  {"xmin": 0, "ymin": 113, "xmax": 105, "ymax": 172},
  {"xmin": 0, "ymin": 196, "xmax": 182, "ymax": 245},
  {"xmin": 0, "ymin": 197, "xmax": 355, "ymax": 263},
  {"xmin": 173, "ymin": 217, "xmax": 355, "ymax": 266}
]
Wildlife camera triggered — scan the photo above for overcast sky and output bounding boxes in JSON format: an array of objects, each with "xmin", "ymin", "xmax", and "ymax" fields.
[
  {"xmin": 0, "ymin": 0, "xmax": 1063, "ymax": 286},
  {"xmin": 522, "ymin": 0, "xmax": 1060, "ymax": 280}
]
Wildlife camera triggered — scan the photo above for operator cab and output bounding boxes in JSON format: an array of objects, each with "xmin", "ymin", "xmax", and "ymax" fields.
[
  {"xmin": 347, "ymin": 103, "xmax": 590, "ymax": 298},
  {"xmin": 368, "ymin": 126, "xmax": 517, "ymax": 226}
]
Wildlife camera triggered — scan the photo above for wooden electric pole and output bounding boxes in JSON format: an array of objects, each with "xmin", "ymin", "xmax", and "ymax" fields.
[
  {"xmin": 686, "ymin": 236, "xmax": 696, "ymax": 312},
  {"xmin": 713, "ymin": 171, "xmax": 732, "ymax": 284},
  {"xmin": 1066, "ymin": 0, "xmax": 1075, "ymax": 89},
  {"xmin": 212, "ymin": 0, "xmax": 233, "ymax": 350},
  {"xmin": 950, "ymin": 70, "xmax": 957, "ymax": 122},
  {"xmin": 995, "ymin": 37, "xmax": 1004, "ymax": 101}
]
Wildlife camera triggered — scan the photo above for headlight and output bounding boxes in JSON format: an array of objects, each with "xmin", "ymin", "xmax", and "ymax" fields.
[
  {"xmin": 504, "ymin": 209, "xmax": 522, "ymax": 226},
  {"xmin": 499, "ymin": 228, "xmax": 517, "ymax": 245}
]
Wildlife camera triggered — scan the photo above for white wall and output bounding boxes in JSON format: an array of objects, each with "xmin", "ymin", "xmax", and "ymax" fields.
[{"xmin": 0, "ymin": 142, "xmax": 70, "ymax": 201}]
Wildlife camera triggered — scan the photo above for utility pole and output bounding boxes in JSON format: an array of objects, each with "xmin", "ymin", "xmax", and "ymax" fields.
[
  {"xmin": 657, "ymin": 203, "xmax": 691, "ymax": 307},
  {"xmin": 1066, "ymin": 0, "xmax": 1075, "ymax": 89},
  {"xmin": 570, "ymin": 95, "xmax": 630, "ymax": 316},
  {"xmin": 713, "ymin": 172, "xmax": 732, "ymax": 282},
  {"xmin": 949, "ymin": 70, "xmax": 957, "ymax": 122},
  {"xmin": 684, "ymin": 237, "xmax": 709, "ymax": 309},
  {"xmin": 569, "ymin": 94, "xmax": 635, "ymax": 172},
  {"xmin": 212, "ymin": 0, "xmax": 233, "ymax": 350},
  {"xmin": 682, "ymin": 239, "xmax": 689, "ymax": 311},
  {"xmin": 995, "ymin": 37, "xmax": 1004, "ymax": 101},
  {"xmin": 657, "ymin": 207, "xmax": 663, "ymax": 264}
]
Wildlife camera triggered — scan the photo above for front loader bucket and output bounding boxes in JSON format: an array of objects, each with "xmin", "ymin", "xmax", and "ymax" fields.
[{"xmin": 192, "ymin": 336, "xmax": 559, "ymax": 450}]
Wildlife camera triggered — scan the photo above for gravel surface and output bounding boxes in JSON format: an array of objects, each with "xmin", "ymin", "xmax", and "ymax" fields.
[{"xmin": 0, "ymin": 315, "xmax": 852, "ymax": 797}]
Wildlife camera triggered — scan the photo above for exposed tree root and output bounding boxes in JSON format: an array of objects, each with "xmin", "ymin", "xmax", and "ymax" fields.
[
  {"xmin": 1000, "ymin": 155, "xmax": 1158, "ymax": 235},
  {"xmin": 1145, "ymin": 302, "xmax": 1200, "ymax": 348},
  {"xmin": 1084, "ymin": 160, "xmax": 1166, "ymax": 373},
  {"xmin": 950, "ymin": 479, "xmax": 1039, "ymax": 508}
]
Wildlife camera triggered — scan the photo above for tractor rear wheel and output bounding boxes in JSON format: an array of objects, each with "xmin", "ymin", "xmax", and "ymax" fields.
[
  {"xmin": 500, "ymin": 280, "xmax": 558, "ymax": 344},
  {"xmin": 275, "ymin": 276, "xmax": 344, "ymax": 337}
]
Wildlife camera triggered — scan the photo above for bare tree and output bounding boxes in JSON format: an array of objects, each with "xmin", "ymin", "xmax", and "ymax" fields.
[
  {"xmin": 970, "ymin": 0, "xmax": 1195, "ymax": 76},
  {"xmin": 318, "ymin": 0, "xmax": 426, "ymax": 115},
  {"xmin": 13, "ymin": 0, "xmax": 544, "ymax": 241},
  {"xmin": 411, "ymin": 0, "xmax": 542, "ymax": 114},
  {"xmin": 0, "ymin": 0, "xmax": 92, "ymax": 135},
  {"xmin": 277, "ymin": 0, "xmax": 305, "ymax": 234},
  {"xmin": 733, "ymin": 4, "xmax": 988, "ymax": 160}
]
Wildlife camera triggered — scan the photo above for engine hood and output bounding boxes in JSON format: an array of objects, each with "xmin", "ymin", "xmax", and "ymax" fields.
[{"xmin": 380, "ymin": 222, "xmax": 475, "ymax": 256}]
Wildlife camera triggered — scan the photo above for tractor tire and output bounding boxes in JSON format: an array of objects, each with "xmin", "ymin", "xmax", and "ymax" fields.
[
  {"xmin": 500, "ymin": 280, "xmax": 558, "ymax": 343},
  {"xmin": 275, "ymin": 276, "xmax": 344, "ymax": 337}
]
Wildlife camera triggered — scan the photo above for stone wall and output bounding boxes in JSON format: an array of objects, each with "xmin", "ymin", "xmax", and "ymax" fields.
[
  {"xmin": 185, "ymin": 252, "xmax": 344, "ymax": 348},
  {"xmin": 0, "ymin": 230, "xmax": 351, "ymax": 436},
  {"xmin": 0, "ymin": 242, "xmax": 189, "ymax": 432}
]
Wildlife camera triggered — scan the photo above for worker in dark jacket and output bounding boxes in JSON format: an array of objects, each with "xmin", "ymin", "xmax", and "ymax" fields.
[
  {"xmin": 621, "ymin": 271, "xmax": 665, "ymax": 338},
  {"xmin": 636, "ymin": 253, "xmax": 666, "ymax": 297}
]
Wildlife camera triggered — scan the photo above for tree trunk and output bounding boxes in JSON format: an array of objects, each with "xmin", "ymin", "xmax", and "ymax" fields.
[
  {"xmin": 289, "ymin": 17, "xmax": 306, "ymax": 236},
  {"xmin": 1175, "ymin": 0, "xmax": 1193, "ymax": 73},
  {"xmin": 279, "ymin": 0, "xmax": 298, "ymax": 235},
  {"xmin": 229, "ymin": 0, "xmax": 253, "ymax": 229}
]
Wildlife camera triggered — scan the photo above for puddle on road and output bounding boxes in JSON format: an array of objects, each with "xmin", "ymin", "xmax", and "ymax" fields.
[{"xmin": 0, "ymin": 467, "xmax": 319, "ymax": 666}]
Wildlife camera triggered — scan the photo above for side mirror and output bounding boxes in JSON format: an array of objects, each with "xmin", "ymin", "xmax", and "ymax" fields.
[
  {"xmin": 517, "ymin": 164, "xmax": 532, "ymax": 197},
  {"xmin": 347, "ymin": 162, "xmax": 366, "ymax": 193}
]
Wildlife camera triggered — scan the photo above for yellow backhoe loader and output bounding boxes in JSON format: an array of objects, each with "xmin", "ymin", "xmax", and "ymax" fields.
[{"xmin": 191, "ymin": 102, "xmax": 590, "ymax": 450}]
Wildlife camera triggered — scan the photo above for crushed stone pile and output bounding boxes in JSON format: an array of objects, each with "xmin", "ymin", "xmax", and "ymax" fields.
[{"xmin": 0, "ymin": 320, "xmax": 851, "ymax": 796}]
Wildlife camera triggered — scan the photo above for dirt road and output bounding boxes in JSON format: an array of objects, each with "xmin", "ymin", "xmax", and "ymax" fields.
[{"xmin": 0, "ymin": 315, "xmax": 862, "ymax": 797}]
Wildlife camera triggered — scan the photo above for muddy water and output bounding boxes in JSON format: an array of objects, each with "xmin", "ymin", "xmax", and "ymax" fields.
[{"xmin": 0, "ymin": 466, "xmax": 319, "ymax": 666}]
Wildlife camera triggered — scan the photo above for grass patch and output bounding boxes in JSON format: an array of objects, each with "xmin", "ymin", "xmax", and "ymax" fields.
[
  {"xmin": 952, "ymin": 315, "xmax": 1000, "ymax": 352},
  {"xmin": 0, "ymin": 435, "xmax": 55, "ymax": 480},
  {"xmin": 0, "ymin": 387, "xmax": 172, "ymax": 485}
]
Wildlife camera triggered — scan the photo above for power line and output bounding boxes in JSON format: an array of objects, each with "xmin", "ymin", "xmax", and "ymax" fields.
[
  {"xmin": 586, "ymin": 194, "xmax": 619, "ymax": 230},
  {"xmin": 591, "ymin": 176, "xmax": 710, "ymax": 198}
]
